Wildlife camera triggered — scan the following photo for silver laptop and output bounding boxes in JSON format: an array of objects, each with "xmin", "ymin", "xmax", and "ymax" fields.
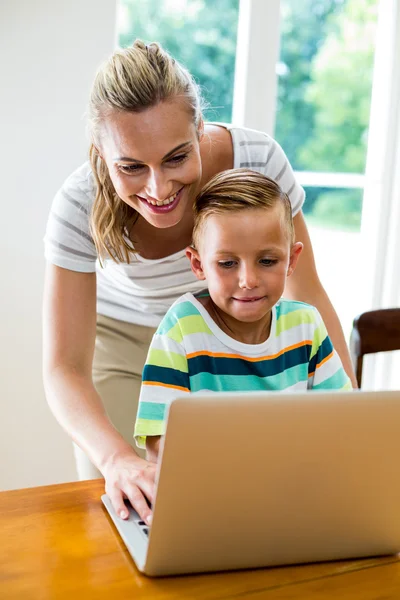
[{"xmin": 101, "ymin": 389, "xmax": 400, "ymax": 577}]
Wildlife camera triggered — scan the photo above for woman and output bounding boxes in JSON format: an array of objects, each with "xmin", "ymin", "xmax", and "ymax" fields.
[{"xmin": 43, "ymin": 40, "xmax": 356, "ymax": 525}]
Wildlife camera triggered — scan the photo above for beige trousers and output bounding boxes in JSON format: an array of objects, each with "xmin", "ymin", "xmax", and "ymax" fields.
[{"xmin": 73, "ymin": 314, "xmax": 157, "ymax": 480}]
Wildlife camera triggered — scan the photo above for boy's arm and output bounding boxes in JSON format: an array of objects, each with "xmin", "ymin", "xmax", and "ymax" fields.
[
  {"xmin": 146, "ymin": 435, "xmax": 161, "ymax": 462},
  {"xmin": 134, "ymin": 309, "xmax": 190, "ymax": 450},
  {"xmin": 308, "ymin": 308, "xmax": 353, "ymax": 390}
]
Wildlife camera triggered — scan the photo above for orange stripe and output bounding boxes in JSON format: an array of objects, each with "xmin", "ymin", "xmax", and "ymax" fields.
[
  {"xmin": 142, "ymin": 381, "xmax": 189, "ymax": 392},
  {"xmin": 316, "ymin": 351, "xmax": 333, "ymax": 370},
  {"xmin": 187, "ymin": 340, "xmax": 312, "ymax": 363}
]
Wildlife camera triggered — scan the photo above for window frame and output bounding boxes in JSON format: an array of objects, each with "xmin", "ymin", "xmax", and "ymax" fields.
[{"xmin": 233, "ymin": 0, "xmax": 400, "ymax": 388}]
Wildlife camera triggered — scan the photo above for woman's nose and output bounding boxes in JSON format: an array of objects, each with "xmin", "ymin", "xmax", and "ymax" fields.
[{"xmin": 144, "ymin": 170, "xmax": 172, "ymax": 201}]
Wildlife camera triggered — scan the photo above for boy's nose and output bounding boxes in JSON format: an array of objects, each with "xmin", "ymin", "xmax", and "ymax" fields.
[{"xmin": 239, "ymin": 267, "xmax": 259, "ymax": 289}]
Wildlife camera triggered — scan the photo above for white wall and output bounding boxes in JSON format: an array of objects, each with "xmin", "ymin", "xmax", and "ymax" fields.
[{"xmin": 0, "ymin": 0, "xmax": 116, "ymax": 490}]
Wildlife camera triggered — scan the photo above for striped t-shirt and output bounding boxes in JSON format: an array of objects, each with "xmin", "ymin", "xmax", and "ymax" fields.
[
  {"xmin": 44, "ymin": 124, "xmax": 304, "ymax": 327},
  {"xmin": 134, "ymin": 293, "xmax": 352, "ymax": 447}
]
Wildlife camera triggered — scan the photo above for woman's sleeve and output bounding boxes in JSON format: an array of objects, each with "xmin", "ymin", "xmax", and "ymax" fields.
[
  {"xmin": 44, "ymin": 162, "xmax": 98, "ymax": 272},
  {"xmin": 262, "ymin": 136, "xmax": 305, "ymax": 217}
]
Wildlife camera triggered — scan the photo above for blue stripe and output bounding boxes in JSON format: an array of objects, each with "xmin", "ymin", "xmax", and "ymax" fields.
[
  {"xmin": 312, "ymin": 368, "xmax": 350, "ymax": 390},
  {"xmin": 137, "ymin": 401, "xmax": 167, "ymax": 421},
  {"xmin": 189, "ymin": 364, "xmax": 309, "ymax": 392},
  {"xmin": 309, "ymin": 335, "xmax": 333, "ymax": 374},
  {"xmin": 276, "ymin": 299, "xmax": 311, "ymax": 317},
  {"xmin": 157, "ymin": 301, "xmax": 200, "ymax": 335},
  {"xmin": 143, "ymin": 364, "xmax": 189, "ymax": 389},
  {"xmin": 188, "ymin": 344, "xmax": 311, "ymax": 378}
]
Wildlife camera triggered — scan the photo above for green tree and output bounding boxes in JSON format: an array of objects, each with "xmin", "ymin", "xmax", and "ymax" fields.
[
  {"xmin": 119, "ymin": 0, "xmax": 239, "ymax": 123},
  {"xmin": 298, "ymin": 0, "xmax": 378, "ymax": 172},
  {"xmin": 311, "ymin": 188, "xmax": 363, "ymax": 228},
  {"xmin": 117, "ymin": 0, "xmax": 377, "ymax": 230},
  {"xmin": 275, "ymin": 0, "xmax": 345, "ymax": 170}
]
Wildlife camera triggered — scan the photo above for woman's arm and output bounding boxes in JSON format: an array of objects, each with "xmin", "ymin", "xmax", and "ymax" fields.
[
  {"xmin": 286, "ymin": 211, "xmax": 357, "ymax": 388},
  {"xmin": 42, "ymin": 264, "xmax": 156, "ymax": 523}
]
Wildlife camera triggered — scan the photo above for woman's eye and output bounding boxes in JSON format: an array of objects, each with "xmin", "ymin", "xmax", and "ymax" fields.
[
  {"xmin": 167, "ymin": 154, "xmax": 188, "ymax": 165},
  {"xmin": 118, "ymin": 164, "xmax": 144, "ymax": 174},
  {"xmin": 260, "ymin": 258, "xmax": 277, "ymax": 267},
  {"xmin": 218, "ymin": 260, "xmax": 236, "ymax": 269}
]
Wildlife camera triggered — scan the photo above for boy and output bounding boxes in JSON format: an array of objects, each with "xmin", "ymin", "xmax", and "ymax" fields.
[{"xmin": 134, "ymin": 169, "xmax": 352, "ymax": 458}]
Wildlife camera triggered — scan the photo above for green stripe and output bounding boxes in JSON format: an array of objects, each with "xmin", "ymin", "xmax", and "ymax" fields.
[
  {"xmin": 146, "ymin": 348, "xmax": 188, "ymax": 372},
  {"xmin": 134, "ymin": 418, "xmax": 166, "ymax": 449},
  {"xmin": 310, "ymin": 322, "xmax": 328, "ymax": 359},
  {"xmin": 189, "ymin": 363, "xmax": 309, "ymax": 392},
  {"xmin": 158, "ymin": 301, "xmax": 201, "ymax": 335},
  {"xmin": 276, "ymin": 308, "xmax": 316, "ymax": 336},
  {"xmin": 166, "ymin": 315, "xmax": 213, "ymax": 344},
  {"xmin": 312, "ymin": 368, "xmax": 351, "ymax": 390}
]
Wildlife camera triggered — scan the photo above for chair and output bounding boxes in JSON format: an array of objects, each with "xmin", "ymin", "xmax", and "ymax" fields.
[{"xmin": 349, "ymin": 308, "xmax": 400, "ymax": 388}]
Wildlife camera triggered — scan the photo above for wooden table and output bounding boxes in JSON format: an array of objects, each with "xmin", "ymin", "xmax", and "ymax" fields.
[{"xmin": 1, "ymin": 480, "xmax": 400, "ymax": 599}]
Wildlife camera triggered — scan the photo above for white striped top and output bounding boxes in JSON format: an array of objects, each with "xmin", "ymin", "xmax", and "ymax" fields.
[{"xmin": 44, "ymin": 124, "xmax": 305, "ymax": 326}]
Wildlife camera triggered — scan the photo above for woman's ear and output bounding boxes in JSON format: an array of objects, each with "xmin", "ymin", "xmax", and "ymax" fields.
[
  {"xmin": 185, "ymin": 246, "xmax": 206, "ymax": 280},
  {"xmin": 197, "ymin": 117, "xmax": 205, "ymax": 141},
  {"xmin": 92, "ymin": 143, "xmax": 104, "ymax": 160},
  {"xmin": 287, "ymin": 242, "xmax": 303, "ymax": 277}
]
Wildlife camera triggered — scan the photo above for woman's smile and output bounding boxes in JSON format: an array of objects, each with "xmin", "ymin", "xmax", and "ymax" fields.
[{"xmin": 135, "ymin": 186, "xmax": 184, "ymax": 213}]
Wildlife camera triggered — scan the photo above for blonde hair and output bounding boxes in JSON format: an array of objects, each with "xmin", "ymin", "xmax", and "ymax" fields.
[
  {"xmin": 87, "ymin": 39, "xmax": 203, "ymax": 263},
  {"xmin": 192, "ymin": 169, "xmax": 295, "ymax": 248}
]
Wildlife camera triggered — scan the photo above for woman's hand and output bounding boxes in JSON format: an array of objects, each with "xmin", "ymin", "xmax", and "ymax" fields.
[{"xmin": 101, "ymin": 447, "xmax": 157, "ymax": 525}]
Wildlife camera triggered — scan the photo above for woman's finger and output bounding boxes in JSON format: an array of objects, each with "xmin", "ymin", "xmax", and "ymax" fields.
[
  {"xmin": 125, "ymin": 486, "xmax": 153, "ymax": 525},
  {"xmin": 106, "ymin": 485, "xmax": 130, "ymax": 520}
]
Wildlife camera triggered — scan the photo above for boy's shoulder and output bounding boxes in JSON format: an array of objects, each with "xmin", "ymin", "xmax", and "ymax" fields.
[
  {"xmin": 156, "ymin": 292, "xmax": 213, "ymax": 340},
  {"xmin": 275, "ymin": 298, "xmax": 321, "ymax": 325}
]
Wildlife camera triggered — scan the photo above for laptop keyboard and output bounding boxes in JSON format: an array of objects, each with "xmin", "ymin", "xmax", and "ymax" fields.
[
  {"xmin": 136, "ymin": 520, "xmax": 150, "ymax": 536},
  {"xmin": 121, "ymin": 500, "xmax": 150, "ymax": 537}
]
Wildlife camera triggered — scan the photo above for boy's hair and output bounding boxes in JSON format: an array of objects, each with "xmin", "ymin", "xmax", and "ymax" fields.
[{"xmin": 192, "ymin": 169, "xmax": 295, "ymax": 249}]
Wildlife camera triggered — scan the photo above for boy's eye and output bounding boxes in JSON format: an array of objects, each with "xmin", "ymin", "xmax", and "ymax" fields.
[
  {"xmin": 218, "ymin": 260, "xmax": 237, "ymax": 269},
  {"xmin": 260, "ymin": 258, "xmax": 278, "ymax": 267}
]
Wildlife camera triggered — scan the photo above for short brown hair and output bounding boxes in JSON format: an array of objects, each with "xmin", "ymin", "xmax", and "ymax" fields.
[{"xmin": 192, "ymin": 169, "xmax": 294, "ymax": 249}]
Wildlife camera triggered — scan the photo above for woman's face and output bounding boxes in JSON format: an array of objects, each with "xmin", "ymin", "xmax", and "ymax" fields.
[{"xmin": 98, "ymin": 98, "xmax": 203, "ymax": 229}]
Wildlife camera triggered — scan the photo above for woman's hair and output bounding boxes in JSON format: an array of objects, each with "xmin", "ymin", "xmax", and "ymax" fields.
[
  {"xmin": 192, "ymin": 168, "xmax": 294, "ymax": 249},
  {"xmin": 87, "ymin": 39, "xmax": 203, "ymax": 263}
]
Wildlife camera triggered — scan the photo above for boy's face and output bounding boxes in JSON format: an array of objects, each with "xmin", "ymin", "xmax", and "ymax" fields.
[{"xmin": 187, "ymin": 206, "xmax": 303, "ymax": 328}]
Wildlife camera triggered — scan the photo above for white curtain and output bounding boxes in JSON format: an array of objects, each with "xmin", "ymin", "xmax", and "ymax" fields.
[{"xmin": 361, "ymin": 0, "xmax": 400, "ymax": 389}]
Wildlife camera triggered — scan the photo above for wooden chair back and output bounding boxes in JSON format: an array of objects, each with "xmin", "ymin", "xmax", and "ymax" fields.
[{"xmin": 349, "ymin": 308, "xmax": 400, "ymax": 387}]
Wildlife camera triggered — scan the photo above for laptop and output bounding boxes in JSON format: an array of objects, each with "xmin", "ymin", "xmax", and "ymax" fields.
[{"xmin": 101, "ymin": 389, "xmax": 400, "ymax": 576}]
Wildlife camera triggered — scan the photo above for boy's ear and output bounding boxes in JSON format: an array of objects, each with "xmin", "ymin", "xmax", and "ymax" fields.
[
  {"xmin": 287, "ymin": 242, "xmax": 303, "ymax": 277},
  {"xmin": 185, "ymin": 246, "xmax": 206, "ymax": 281}
]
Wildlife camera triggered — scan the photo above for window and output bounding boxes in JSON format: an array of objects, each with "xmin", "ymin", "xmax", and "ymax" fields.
[
  {"xmin": 276, "ymin": 0, "xmax": 378, "ymax": 231},
  {"xmin": 118, "ymin": 0, "xmax": 240, "ymax": 123},
  {"xmin": 275, "ymin": 0, "xmax": 378, "ymax": 337},
  {"xmin": 117, "ymin": 0, "xmax": 380, "ymax": 341}
]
